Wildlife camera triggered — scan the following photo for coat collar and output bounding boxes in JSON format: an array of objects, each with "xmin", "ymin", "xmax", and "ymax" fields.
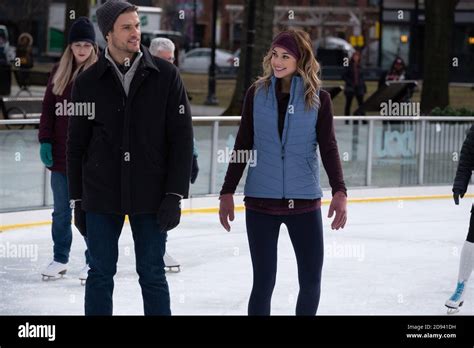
[
  {"xmin": 270, "ymin": 74, "xmax": 302, "ymax": 98},
  {"xmin": 97, "ymin": 44, "xmax": 159, "ymax": 78},
  {"xmin": 269, "ymin": 74, "xmax": 320, "ymax": 100}
]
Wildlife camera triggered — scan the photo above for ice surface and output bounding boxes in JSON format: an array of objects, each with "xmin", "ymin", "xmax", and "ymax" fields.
[{"xmin": 0, "ymin": 197, "xmax": 472, "ymax": 315}]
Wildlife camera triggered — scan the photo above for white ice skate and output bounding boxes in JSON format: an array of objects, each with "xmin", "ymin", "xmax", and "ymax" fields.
[
  {"xmin": 164, "ymin": 252, "xmax": 180, "ymax": 273},
  {"xmin": 79, "ymin": 264, "xmax": 90, "ymax": 286},
  {"xmin": 41, "ymin": 261, "xmax": 68, "ymax": 281},
  {"xmin": 445, "ymin": 281, "xmax": 465, "ymax": 314}
]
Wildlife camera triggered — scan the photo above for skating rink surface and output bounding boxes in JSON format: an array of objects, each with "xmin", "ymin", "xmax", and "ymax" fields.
[{"xmin": 1, "ymin": 197, "xmax": 473, "ymax": 315}]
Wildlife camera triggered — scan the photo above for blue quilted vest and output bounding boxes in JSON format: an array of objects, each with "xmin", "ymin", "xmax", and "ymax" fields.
[{"xmin": 244, "ymin": 75, "xmax": 323, "ymax": 199}]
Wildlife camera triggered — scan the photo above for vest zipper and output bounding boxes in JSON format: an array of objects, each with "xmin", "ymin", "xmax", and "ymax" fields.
[
  {"xmin": 281, "ymin": 145, "xmax": 285, "ymax": 199},
  {"xmin": 280, "ymin": 77, "xmax": 295, "ymax": 199}
]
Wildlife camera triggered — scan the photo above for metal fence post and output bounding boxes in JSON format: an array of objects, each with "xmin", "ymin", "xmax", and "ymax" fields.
[
  {"xmin": 418, "ymin": 120, "xmax": 426, "ymax": 185},
  {"xmin": 209, "ymin": 120, "xmax": 219, "ymax": 194},
  {"xmin": 366, "ymin": 119, "xmax": 374, "ymax": 186}
]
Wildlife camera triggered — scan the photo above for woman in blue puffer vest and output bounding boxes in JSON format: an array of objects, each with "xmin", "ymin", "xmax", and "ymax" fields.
[{"xmin": 219, "ymin": 29, "xmax": 348, "ymax": 316}]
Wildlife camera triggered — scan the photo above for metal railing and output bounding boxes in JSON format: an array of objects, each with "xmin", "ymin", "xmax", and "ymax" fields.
[
  {"xmin": 1, "ymin": 116, "xmax": 473, "ymax": 212},
  {"xmin": 192, "ymin": 116, "xmax": 474, "ymax": 190}
]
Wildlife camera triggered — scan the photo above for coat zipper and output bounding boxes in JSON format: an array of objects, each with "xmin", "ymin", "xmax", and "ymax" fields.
[
  {"xmin": 277, "ymin": 83, "xmax": 286, "ymax": 199},
  {"xmin": 281, "ymin": 144, "xmax": 285, "ymax": 199}
]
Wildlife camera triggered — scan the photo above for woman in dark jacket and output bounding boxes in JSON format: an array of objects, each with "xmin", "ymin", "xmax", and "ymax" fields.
[
  {"xmin": 342, "ymin": 50, "xmax": 366, "ymax": 116},
  {"xmin": 38, "ymin": 17, "xmax": 98, "ymax": 284},
  {"xmin": 446, "ymin": 125, "xmax": 474, "ymax": 314},
  {"xmin": 219, "ymin": 29, "xmax": 347, "ymax": 316},
  {"xmin": 378, "ymin": 56, "xmax": 414, "ymax": 102}
]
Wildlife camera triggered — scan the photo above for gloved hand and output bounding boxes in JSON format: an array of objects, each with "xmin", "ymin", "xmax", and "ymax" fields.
[
  {"xmin": 453, "ymin": 188, "xmax": 466, "ymax": 205},
  {"xmin": 39, "ymin": 142, "xmax": 53, "ymax": 167},
  {"xmin": 328, "ymin": 191, "xmax": 347, "ymax": 230},
  {"xmin": 157, "ymin": 194, "xmax": 181, "ymax": 232},
  {"xmin": 219, "ymin": 194, "xmax": 234, "ymax": 232},
  {"xmin": 191, "ymin": 155, "xmax": 199, "ymax": 184},
  {"xmin": 73, "ymin": 200, "xmax": 87, "ymax": 237}
]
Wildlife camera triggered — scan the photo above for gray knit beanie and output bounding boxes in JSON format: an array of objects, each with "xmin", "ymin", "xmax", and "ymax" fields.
[{"xmin": 96, "ymin": 0, "xmax": 136, "ymax": 39}]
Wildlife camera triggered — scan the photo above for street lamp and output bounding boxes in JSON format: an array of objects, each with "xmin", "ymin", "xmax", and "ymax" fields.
[
  {"xmin": 193, "ymin": 0, "xmax": 197, "ymax": 48},
  {"xmin": 243, "ymin": 0, "xmax": 256, "ymax": 92},
  {"xmin": 205, "ymin": 0, "xmax": 218, "ymax": 105}
]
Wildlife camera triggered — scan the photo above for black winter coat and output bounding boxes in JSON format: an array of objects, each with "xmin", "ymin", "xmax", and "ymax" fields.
[
  {"xmin": 453, "ymin": 125, "xmax": 474, "ymax": 193},
  {"xmin": 67, "ymin": 46, "xmax": 193, "ymax": 214}
]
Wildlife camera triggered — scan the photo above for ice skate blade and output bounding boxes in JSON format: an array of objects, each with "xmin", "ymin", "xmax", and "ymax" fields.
[
  {"xmin": 41, "ymin": 270, "xmax": 67, "ymax": 281},
  {"xmin": 446, "ymin": 301, "xmax": 463, "ymax": 315},
  {"xmin": 165, "ymin": 266, "xmax": 181, "ymax": 273},
  {"xmin": 447, "ymin": 307, "xmax": 460, "ymax": 315}
]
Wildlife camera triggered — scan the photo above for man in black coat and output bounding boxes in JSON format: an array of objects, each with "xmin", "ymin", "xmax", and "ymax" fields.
[
  {"xmin": 67, "ymin": 1, "xmax": 193, "ymax": 315},
  {"xmin": 446, "ymin": 125, "xmax": 474, "ymax": 313}
]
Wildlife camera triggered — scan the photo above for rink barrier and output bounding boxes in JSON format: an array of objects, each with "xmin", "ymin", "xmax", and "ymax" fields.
[
  {"xmin": 1, "ymin": 193, "xmax": 472, "ymax": 232},
  {"xmin": 1, "ymin": 116, "xmax": 474, "ymax": 213}
]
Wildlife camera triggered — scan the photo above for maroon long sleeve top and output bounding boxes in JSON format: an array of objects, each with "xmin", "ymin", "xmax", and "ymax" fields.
[{"xmin": 38, "ymin": 64, "xmax": 72, "ymax": 173}]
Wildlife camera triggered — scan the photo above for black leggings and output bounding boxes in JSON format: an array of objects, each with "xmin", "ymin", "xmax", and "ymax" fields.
[
  {"xmin": 344, "ymin": 93, "xmax": 364, "ymax": 116},
  {"xmin": 245, "ymin": 209, "xmax": 324, "ymax": 316},
  {"xmin": 467, "ymin": 205, "xmax": 474, "ymax": 242}
]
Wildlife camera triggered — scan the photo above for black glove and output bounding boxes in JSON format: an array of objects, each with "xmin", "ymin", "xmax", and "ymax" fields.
[
  {"xmin": 453, "ymin": 188, "xmax": 466, "ymax": 205},
  {"xmin": 73, "ymin": 201, "xmax": 87, "ymax": 237},
  {"xmin": 191, "ymin": 155, "xmax": 199, "ymax": 184},
  {"xmin": 157, "ymin": 194, "xmax": 181, "ymax": 232}
]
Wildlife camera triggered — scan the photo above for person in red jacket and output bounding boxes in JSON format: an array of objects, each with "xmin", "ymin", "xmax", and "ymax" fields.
[{"xmin": 38, "ymin": 17, "xmax": 98, "ymax": 284}]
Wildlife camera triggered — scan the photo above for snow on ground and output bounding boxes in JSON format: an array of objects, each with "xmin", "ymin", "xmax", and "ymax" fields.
[{"xmin": 0, "ymin": 197, "xmax": 473, "ymax": 315}]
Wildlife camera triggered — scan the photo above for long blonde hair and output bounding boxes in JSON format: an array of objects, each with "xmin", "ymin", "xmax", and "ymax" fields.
[
  {"xmin": 52, "ymin": 44, "xmax": 98, "ymax": 96},
  {"xmin": 254, "ymin": 29, "xmax": 321, "ymax": 109}
]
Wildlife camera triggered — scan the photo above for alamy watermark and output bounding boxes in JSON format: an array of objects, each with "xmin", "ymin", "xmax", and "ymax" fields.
[
  {"xmin": 0, "ymin": 242, "xmax": 38, "ymax": 262},
  {"xmin": 325, "ymin": 241, "xmax": 365, "ymax": 261},
  {"xmin": 18, "ymin": 322, "xmax": 55, "ymax": 341},
  {"xmin": 217, "ymin": 147, "xmax": 258, "ymax": 167},
  {"xmin": 380, "ymin": 99, "xmax": 420, "ymax": 117},
  {"xmin": 55, "ymin": 101, "xmax": 95, "ymax": 120}
]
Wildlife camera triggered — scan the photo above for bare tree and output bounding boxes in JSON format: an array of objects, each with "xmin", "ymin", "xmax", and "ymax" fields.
[
  {"xmin": 420, "ymin": 0, "xmax": 459, "ymax": 114},
  {"xmin": 222, "ymin": 0, "xmax": 276, "ymax": 116}
]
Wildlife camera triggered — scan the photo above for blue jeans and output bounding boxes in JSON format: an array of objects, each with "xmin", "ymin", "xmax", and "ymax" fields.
[
  {"xmin": 84, "ymin": 212, "xmax": 169, "ymax": 316},
  {"xmin": 245, "ymin": 208, "xmax": 324, "ymax": 316},
  {"xmin": 50, "ymin": 171, "xmax": 89, "ymax": 264}
]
